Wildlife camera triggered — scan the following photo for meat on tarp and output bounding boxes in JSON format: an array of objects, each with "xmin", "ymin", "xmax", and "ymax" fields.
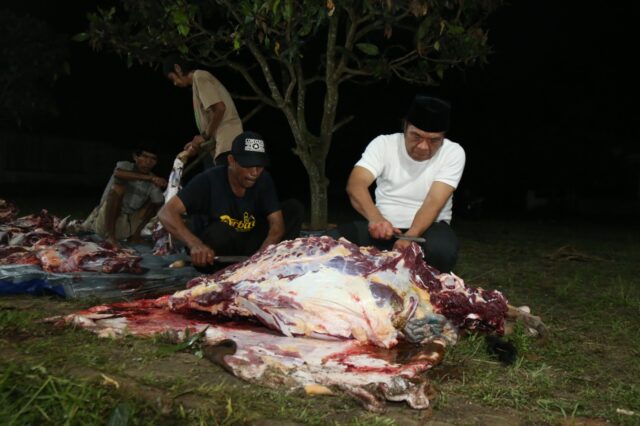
[{"xmin": 0, "ymin": 200, "xmax": 142, "ymax": 274}]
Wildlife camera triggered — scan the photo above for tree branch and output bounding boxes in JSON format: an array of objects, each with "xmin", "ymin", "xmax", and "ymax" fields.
[
  {"xmin": 241, "ymin": 103, "xmax": 264, "ymax": 123},
  {"xmin": 332, "ymin": 115, "xmax": 354, "ymax": 133}
]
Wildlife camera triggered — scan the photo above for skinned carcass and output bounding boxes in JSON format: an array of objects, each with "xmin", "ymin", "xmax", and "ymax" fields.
[
  {"xmin": 61, "ymin": 297, "xmax": 443, "ymax": 411},
  {"xmin": 54, "ymin": 236, "xmax": 535, "ymax": 411},
  {"xmin": 169, "ymin": 236, "xmax": 509, "ymax": 348}
]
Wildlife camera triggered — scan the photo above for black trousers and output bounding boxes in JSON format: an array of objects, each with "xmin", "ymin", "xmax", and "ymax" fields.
[
  {"xmin": 337, "ymin": 220, "xmax": 459, "ymax": 273},
  {"xmin": 199, "ymin": 199, "xmax": 304, "ymax": 256}
]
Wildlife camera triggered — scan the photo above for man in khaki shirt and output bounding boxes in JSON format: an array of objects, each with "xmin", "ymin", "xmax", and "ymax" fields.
[{"xmin": 163, "ymin": 56, "xmax": 243, "ymax": 167}]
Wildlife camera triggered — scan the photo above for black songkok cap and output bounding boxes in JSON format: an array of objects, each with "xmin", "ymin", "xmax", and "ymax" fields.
[{"xmin": 405, "ymin": 95, "xmax": 451, "ymax": 132}]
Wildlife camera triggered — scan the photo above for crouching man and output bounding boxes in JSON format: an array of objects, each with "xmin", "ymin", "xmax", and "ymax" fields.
[
  {"xmin": 84, "ymin": 147, "xmax": 167, "ymax": 246},
  {"xmin": 158, "ymin": 131, "xmax": 303, "ymax": 267},
  {"xmin": 342, "ymin": 95, "xmax": 465, "ymax": 273}
]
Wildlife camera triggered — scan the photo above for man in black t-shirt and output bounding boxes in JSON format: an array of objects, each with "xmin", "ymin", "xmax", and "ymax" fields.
[{"xmin": 159, "ymin": 131, "xmax": 303, "ymax": 266}]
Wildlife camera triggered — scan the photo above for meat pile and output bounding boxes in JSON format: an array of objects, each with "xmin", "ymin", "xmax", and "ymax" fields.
[
  {"xmin": 171, "ymin": 236, "xmax": 508, "ymax": 347},
  {"xmin": 0, "ymin": 200, "xmax": 142, "ymax": 274},
  {"xmin": 54, "ymin": 236, "xmax": 532, "ymax": 411}
]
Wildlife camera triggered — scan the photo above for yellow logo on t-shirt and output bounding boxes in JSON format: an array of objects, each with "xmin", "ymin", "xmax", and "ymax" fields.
[{"xmin": 220, "ymin": 212, "xmax": 256, "ymax": 232}]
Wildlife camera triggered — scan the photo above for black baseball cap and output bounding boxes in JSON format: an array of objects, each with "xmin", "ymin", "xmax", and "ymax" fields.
[
  {"xmin": 405, "ymin": 95, "xmax": 451, "ymax": 132},
  {"xmin": 231, "ymin": 131, "xmax": 270, "ymax": 167}
]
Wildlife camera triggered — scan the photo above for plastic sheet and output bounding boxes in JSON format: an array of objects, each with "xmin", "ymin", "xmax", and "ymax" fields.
[{"xmin": 0, "ymin": 244, "xmax": 197, "ymax": 300}]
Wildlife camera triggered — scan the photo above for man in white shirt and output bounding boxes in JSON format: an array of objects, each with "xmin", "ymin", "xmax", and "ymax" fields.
[{"xmin": 344, "ymin": 95, "xmax": 465, "ymax": 272}]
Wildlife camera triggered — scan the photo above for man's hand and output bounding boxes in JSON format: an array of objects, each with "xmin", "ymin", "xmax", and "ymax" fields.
[
  {"xmin": 368, "ymin": 219, "xmax": 400, "ymax": 240},
  {"xmin": 393, "ymin": 238, "xmax": 413, "ymax": 251},
  {"xmin": 104, "ymin": 235, "xmax": 120, "ymax": 248},
  {"xmin": 189, "ymin": 241, "xmax": 215, "ymax": 266},
  {"xmin": 150, "ymin": 176, "xmax": 167, "ymax": 188},
  {"xmin": 127, "ymin": 234, "xmax": 146, "ymax": 245},
  {"xmin": 184, "ymin": 135, "xmax": 206, "ymax": 158}
]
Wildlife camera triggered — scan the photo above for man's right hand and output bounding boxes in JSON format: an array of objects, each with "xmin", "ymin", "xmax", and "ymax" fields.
[
  {"xmin": 368, "ymin": 219, "xmax": 399, "ymax": 240},
  {"xmin": 189, "ymin": 241, "xmax": 215, "ymax": 266},
  {"xmin": 184, "ymin": 135, "xmax": 206, "ymax": 158}
]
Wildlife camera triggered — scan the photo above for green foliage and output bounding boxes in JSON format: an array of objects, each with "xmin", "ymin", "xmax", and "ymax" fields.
[
  {"xmin": 83, "ymin": 0, "xmax": 500, "ymax": 84},
  {"xmin": 0, "ymin": 10, "xmax": 69, "ymax": 128}
]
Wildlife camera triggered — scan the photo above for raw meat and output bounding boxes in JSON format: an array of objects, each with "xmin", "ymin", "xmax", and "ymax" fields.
[
  {"xmin": 169, "ymin": 236, "xmax": 508, "ymax": 348},
  {"xmin": 151, "ymin": 151, "xmax": 189, "ymax": 255},
  {"xmin": 0, "ymin": 201, "xmax": 142, "ymax": 274},
  {"xmin": 52, "ymin": 297, "xmax": 443, "ymax": 411},
  {"xmin": 0, "ymin": 199, "xmax": 18, "ymax": 223},
  {"xmin": 53, "ymin": 236, "xmax": 535, "ymax": 411},
  {"xmin": 36, "ymin": 238, "xmax": 142, "ymax": 273}
]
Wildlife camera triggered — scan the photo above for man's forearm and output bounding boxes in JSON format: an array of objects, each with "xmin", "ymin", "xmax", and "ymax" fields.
[
  {"xmin": 114, "ymin": 169, "xmax": 152, "ymax": 182},
  {"xmin": 203, "ymin": 103, "xmax": 225, "ymax": 141},
  {"xmin": 405, "ymin": 182, "xmax": 455, "ymax": 237},
  {"xmin": 347, "ymin": 186, "xmax": 385, "ymax": 223},
  {"xmin": 158, "ymin": 209, "xmax": 203, "ymax": 250},
  {"xmin": 405, "ymin": 203, "xmax": 439, "ymax": 237},
  {"xmin": 259, "ymin": 225, "xmax": 284, "ymax": 251}
]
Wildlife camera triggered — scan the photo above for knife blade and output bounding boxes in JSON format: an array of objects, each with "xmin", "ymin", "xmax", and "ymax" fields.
[
  {"xmin": 393, "ymin": 234, "xmax": 426, "ymax": 243},
  {"xmin": 169, "ymin": 255, "xmax": 249, "ymax": 268},
  {"xmin": 213, "ymin": 255, "xmax": 250, "ymax": 263}
]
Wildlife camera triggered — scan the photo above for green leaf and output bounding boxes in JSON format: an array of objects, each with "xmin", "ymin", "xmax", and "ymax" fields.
[
  {"xmin": 356, "ymin": 43, "xmax": 379, "ymax": 56},
  {"xmin": 416, "ymin": 16, "xmax": 433, "ymax": 41},
  {"xmin": 434, "ymin": 40, "xmax": 441, "ymax": 51},
  {"xmin": 106, "ymin": 403, "xmax": 130, "ymax": 426},
  {"xmin": 283, "ymin": 0, "xmax": 293, "ymax": 20},
  {"xmin": 272, "ymin": 0, "xmax": 281, "ymax": 15},
  {"xmin": 172, "ymin": 9, "xmax": 188, "ymax": 25},
  {"xmin": 177, "ymin": 24, "xmax": 190, "ymax": 36},
  {"xmin": 71, "ymin": 32, "xmax": 89, "ymax": 42},
  {"xmin": 448, "ymin": 24, "xmax": 465, "ymax": 35},
  {"xmin": 157, "ymin": 327, "xmax": 209, "ymax": 355}
]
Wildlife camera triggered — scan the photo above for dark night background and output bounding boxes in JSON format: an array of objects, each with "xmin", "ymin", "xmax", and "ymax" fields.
[{"xmin": 1, "ymin": 1, "xmax": 639, "ymax": 225}]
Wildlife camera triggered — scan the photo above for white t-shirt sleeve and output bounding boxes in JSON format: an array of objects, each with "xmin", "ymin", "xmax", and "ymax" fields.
[
  {"xmin": 354, "ymin": 135, "xmax": 388, "ymax": 178},
  {"xmin": 434, "ymin": 143, "xmax": 466, "ymax": 189}
]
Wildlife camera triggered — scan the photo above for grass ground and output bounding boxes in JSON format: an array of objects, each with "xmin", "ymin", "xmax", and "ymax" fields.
[{"xmin": 1, "ymin": 199, "xmax": 639, "ymax": 425}]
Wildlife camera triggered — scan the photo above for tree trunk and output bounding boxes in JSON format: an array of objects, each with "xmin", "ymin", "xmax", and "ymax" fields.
[
  {"xmin": 296, "ymin": 142, "xmax": 329, "ymax": 230},
  {"xmin": 307, "ymin": 162, "xmax": 328, "ymax": 230}
]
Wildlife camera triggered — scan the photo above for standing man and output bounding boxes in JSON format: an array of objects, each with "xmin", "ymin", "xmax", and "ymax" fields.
[
  {"xmin": 163, "ymin": 56, "xmax": 243, "ymax": 167},
  {"xmin": 343, "ymin": 95, "xmax": 465, "ymax": 272},
  {"xmin": 158, "ymin": 131, "xmax": 303, "ymax": 267},
  {"xmin": 84, "ymin": 147, "xmax": 167, "ymax": 246}
]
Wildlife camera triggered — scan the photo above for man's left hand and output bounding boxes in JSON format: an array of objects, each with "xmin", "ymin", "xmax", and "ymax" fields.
[
  {"xmin": 393, "ymin": 238, "xmax": 413, "ymax": 251},
  {"xmin": 150, "ymin": 176, "xmax": 167, "ymax": 188}
]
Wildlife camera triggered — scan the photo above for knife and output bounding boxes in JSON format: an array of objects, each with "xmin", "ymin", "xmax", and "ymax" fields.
[
  {"xmin": 393, "ymin": 234, "xmax": 426, "ymax": 243},
  {"xmin": 169, "ymin": 255, "xmax": 249, "ymax": 268}
]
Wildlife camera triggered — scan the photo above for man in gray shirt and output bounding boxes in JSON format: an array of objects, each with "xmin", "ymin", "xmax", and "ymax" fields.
[{"xmin": 84, "ymin": 147, "xmax": 167, "ymax": 246}]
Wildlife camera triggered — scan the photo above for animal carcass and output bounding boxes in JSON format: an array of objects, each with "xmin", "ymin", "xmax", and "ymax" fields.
[
  {"xmin": 56, "ymin": 236, "xmax": 522, "ymax": 411},
  {"xmin": 169, "ymin": 236, "xmax": 509, "ymax": 348}
]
